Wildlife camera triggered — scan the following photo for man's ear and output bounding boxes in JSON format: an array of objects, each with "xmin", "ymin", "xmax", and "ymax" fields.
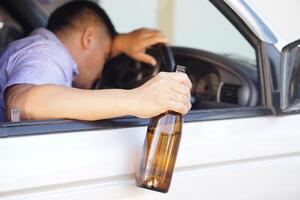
[{"xmin": 81, "ymin": 26, "xmax": 96, "ymax": 49}]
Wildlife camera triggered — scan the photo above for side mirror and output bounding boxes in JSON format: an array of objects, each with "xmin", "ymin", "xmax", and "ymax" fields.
[{"xmin": 281, "ymin": 39, "xmax": 300, "ymax": 112}]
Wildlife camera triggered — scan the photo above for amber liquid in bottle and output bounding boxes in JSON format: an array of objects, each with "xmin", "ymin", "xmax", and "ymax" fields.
[{"xmin": 135, "ymin": 65, "xmax": 186, "ymax": 193}]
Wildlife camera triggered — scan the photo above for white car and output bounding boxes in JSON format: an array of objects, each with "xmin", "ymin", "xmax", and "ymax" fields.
[{"xmin": 1, "ymin": 0, "xmax": 300, "ymax": 199}]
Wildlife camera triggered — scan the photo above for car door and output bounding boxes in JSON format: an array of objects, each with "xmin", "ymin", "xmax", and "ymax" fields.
[{"xmin": 1, "ymin": 1, "xmax": 300, "ymax": 200}]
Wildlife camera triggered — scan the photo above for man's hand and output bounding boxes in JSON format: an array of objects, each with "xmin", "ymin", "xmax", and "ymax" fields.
[
  {"xmin": 111, "ymin": 28, "xmax": 169, "ymax": 66},
  {"xmin": 131, "ymin": 72, "xmax": 192, "ymax": 118}
]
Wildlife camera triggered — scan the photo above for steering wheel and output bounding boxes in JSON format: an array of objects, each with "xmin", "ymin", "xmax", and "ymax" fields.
[{"xmin": 94, "ymin": 44, "xmax": 176, "ymax": 89}]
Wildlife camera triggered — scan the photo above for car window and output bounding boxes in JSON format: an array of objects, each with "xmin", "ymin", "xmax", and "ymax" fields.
[
  {"xmin": 0, "ymin": 0, "xmax": 269, "ymax": 133},
  {"xmin": 100, "ymin": 0, "xmax": 257, "ymax": 66}
]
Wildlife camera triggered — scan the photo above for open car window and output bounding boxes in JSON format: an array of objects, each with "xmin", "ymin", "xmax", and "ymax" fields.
[{"xmin": 0, "ymin": 0, "xmax": 273, "ymax": 136}]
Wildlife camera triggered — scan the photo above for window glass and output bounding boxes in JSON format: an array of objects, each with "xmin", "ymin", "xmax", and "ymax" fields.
[{"xmin": 100, "ymin": 0, "xmax": 257, "ymax": 66}]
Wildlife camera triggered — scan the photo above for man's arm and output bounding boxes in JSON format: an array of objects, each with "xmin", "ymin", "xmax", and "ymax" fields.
[{"xmin": 5, "ymin": 72, "xmax": 192, "ymax": 121}]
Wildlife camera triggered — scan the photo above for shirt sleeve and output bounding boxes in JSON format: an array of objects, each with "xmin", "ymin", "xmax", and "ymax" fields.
[{"xmin": 4, "ymin": 51, "xmax": 74, "ymax": 91}]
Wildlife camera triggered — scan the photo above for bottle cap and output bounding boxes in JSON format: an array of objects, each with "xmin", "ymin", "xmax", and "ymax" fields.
[{"xmin": 175, "ymin": 65, "xmax": 186, "ymax": 73}]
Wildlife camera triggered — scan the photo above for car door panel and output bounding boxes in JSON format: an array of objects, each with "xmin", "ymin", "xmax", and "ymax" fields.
[{"xmin": 1, "ymin": 114, "xmax": 300, "ymax": 199}]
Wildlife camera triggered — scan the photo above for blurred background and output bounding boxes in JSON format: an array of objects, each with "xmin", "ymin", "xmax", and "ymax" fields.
[
  {"xmin": 25, "ymin": 0, "xmax": 300, "ymax": 60},
  {"xmin": 31, "ymin": 0, "xmax": 300, "ymax": 46},
  {"xmin": 98, "ymin": 0, "xmax": 300, "ymax": 44}
]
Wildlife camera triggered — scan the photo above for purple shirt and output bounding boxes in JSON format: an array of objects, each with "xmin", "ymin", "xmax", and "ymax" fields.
[{"xmin": 0, "ymin": 28, "xmax": 79, "ymax": 122}]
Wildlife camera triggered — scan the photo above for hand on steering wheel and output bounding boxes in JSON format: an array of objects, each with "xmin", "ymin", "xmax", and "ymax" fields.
[
  {"xmin": 110, "ymin": 28, "xmax": 170, "ymax": 66},
  {"xmin": 96, "ymin": 43, "xmax": 176, "ymax": 89}
]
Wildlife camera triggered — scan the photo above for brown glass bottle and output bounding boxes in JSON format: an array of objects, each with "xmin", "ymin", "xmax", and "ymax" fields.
[{"xmin": 135, "ymin": 65, "xmax": 186, "ymax": 193}]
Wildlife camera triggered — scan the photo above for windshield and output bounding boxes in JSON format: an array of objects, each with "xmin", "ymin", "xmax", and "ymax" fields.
[{"xmin": 100, "ymin": 0, "xmax": 257, "ymax": 66}]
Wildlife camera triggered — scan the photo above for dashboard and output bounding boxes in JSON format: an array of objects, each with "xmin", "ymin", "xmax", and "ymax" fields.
[
  {"xmin": 98, "ymin": 47, "xmax": 259, "ymax": 110},
  {"xmin": 174, "ymin": 47, "xmax": 259, "ymax": 109},
  {"xmin": 190, "ymin": 71, "xmax": 221, "ymax": 107}
]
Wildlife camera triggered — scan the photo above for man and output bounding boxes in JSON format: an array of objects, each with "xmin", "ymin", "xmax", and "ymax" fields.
[{"xmin": 0, "ymin": 1, "xmax": 191, "ymax": 122}]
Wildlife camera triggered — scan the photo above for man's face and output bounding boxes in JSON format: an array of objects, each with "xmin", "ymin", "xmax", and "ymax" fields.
[{"xmin": 73, "ymin": 29, "xmax": 111, "ymax": 89}]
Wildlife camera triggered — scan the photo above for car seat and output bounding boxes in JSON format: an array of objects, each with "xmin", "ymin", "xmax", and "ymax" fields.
[{"xmin": 0, "ymin": 22, "xmax": 23, "ymax": 50}]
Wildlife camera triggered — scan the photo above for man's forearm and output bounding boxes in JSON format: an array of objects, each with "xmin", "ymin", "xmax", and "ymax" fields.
[{"xmin": 6, "ymin": 84, "xmax": 137, "ymax": 121}]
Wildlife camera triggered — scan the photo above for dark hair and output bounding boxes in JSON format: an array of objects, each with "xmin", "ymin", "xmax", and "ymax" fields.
[{"xmin": 47, "ymin": 1, "xmax": 117, "ymax": 38}]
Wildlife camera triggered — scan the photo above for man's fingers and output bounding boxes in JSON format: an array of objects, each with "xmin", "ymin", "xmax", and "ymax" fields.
[
  {"xmin": 170, "ymin": 80, "xmax": 191, "ymax": 100},
  {"xmin": 143, "ymin": 30, "xmax": 170, "ymax": 46},
  {"xmin": 134, "ymin": 53, "xmax": 157, "ymax": 66},
  {"xmin": 161, "ymin": 72, "xmax": 192, "ymax": 89},
  {"xmin": 169, "ymin": 91, "xmax": 191, "ymax": 106},
  {"xmin": 140, "ymin": 34, "xmax": 170, "ymax": 50},
  {"xmin": 167, "ymin": 100, "xmax": 191, "ymax": 115},
  {"xmin": 141, "ymin": 29, "xmax": 162, "ymax": 37},
  {"xmin": 144, "ymin": 31, "xmax": 167, "ymax": 40},
  {"xmin": 138, "ymin": 28, "xmax": 165, "ymax": 38}
]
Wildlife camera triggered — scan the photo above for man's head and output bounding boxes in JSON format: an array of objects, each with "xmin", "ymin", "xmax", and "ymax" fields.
[{"xmin": 47, "ymin": 1, "xmax": 117, "ymax": 89}]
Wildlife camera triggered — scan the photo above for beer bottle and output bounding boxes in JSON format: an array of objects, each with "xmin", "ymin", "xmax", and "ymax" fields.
[{"xmin": 135, "ymin": 65, "xmax": 186, "ymax": 193}]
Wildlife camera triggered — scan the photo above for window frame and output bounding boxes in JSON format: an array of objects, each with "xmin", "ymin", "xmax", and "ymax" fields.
[{"xmin": 0, "ymin": 107, "xmax": 273, "ymax": 138}]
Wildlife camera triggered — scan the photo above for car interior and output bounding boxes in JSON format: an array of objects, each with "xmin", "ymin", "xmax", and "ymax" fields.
[
  {"xmin": 98, "ymin": 44, "xmax": 259, "ymax": 110},
  {"xmin": 0, "ymin": 6, "xmax": 24, "ymax": 50},
  {"xmin": 0, "ymin": 0, "xmax": 261, "ymax": 124}
]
